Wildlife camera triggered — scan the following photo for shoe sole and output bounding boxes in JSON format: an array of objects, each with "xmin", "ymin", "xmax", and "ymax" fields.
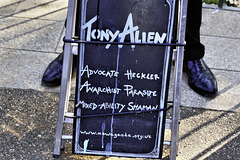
[{"xmin": 188, "ymin": 81, "xmax": 218, "ymax": 98}]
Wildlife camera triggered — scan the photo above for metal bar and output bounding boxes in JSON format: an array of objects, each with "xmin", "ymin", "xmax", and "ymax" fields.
[
  {"xmin": 157, "ymin": 0, "xmax": 177, "ymax": 158},
  {"xmin": 64, "ymin": 117, "xmax": 74, "ymax": 124},
  {"xmin": 164, "ymin": 141, "xmax": 171, "ymax": 145},
  {"xmin": 64, "ymin": 112, "xmax": 74, "ymax": 124},
  {"xmin": 53, "ymin": 0, "xmax": 77, "ymax": 158},
  {"xmin": 218, "ymin": 0, "xmax": 224, "ymax": 8},
  {"xmin": 62, "ymin": 135, "xmax": 73, "ymax": 140},
  {"xmin": 63, "ymin": 37, "xmax": 186, "ymax": 46},
  {"xmin": 170, "ymin": 0, "xmax": 188, "ymax": 159},
  {"xmin": 67, "ymin": 106, "xmax": 173, "ymax": 119},
  {"xmin": 73, "ymin": 0, "xmax": 88, "ymax": 154}
]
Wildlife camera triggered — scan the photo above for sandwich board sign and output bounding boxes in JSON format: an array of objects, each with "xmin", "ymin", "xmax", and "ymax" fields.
[{"xmin": 73, "ymin": 0, "xmax": 173, "ymax": 158}]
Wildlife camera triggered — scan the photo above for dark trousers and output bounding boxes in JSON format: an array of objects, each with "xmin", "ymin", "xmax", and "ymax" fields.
[{"xmin": 184, "ymin": 0, "xmax": 205, "ymax": 61}]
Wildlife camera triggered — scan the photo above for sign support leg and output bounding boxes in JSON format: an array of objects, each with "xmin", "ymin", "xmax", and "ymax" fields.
[
  {"xmin": 53, "ymin": 0, "xmax": 77, "ymax": 157},
  {"xmin": 170, "ymin": 0, "xmax": 188, "ymax": 159}
]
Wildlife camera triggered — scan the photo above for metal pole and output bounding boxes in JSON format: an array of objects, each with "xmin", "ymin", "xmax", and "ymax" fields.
[
  {"xmin": 53, "ymin": 0, "xmax": 77, "ymax": 157},
  {"xmin": 170, "ymin": 0, "xmax": 188, "ymax": 159},
  {"xmin": 218, "ymin": 0, "xmax": 224, "ymax": 8}
]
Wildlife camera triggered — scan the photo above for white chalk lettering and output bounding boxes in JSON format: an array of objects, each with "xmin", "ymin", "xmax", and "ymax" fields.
[
  {"xmin": 80, "ymin": 130, "xmax": 152, "ymax": 140},
  {"xmin": 80, "ymin": 81, "xmax": 121, "ymax": 95},
  {"xmin": 99, "ymin": 102, "xmax": 125, "ymax": 113},
  {"xmin": 147, "ymin": 32, "xmax": 155, "ymax": 43},
  {"xmin": 134, "ymin": 30, "xmax": 141, "ymax": 43},
  {"xmin": 124, "ymin": 69, "xmax": 160, "ymax": 81},
  {"xmin": 105, "ymin": 30, "xmax": 120, "ymax": 49},
  {"xmin": 154, "ymin": 32, "xmax": 167, "ymax": 43},
  {"xmin": 127, "ymin": 102, "xmax": 159, "ymax": 111},
  {"xmin": 124, "ymin": 84, "xmax": 157, "ymax": 97},
  {"xmin": 118, "ymin": 13, "xmax": 139, "ymax": 49},
  {"xmin": 76, "ymin": 100, "xmax": 125, "ymax": 113},
  {"xmin": 81, "ymin": 13, "xmax": 167, "ymax": 49},
  {"xmin": 81, "ymin": 65, "xmax": 119, "ymax": 78},
  {"xmin": 78, "ymin": 100, "xmax": 98, "ymax": 110},
  {"xmin": 142, "ymin": 32, "xmax": 147, "ymax": 43},
  {"xmin": 81, "ymin": 16, "xmax": 98, "ymax": 41}
]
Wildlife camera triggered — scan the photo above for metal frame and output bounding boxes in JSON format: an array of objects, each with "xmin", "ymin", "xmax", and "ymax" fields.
[
  {"xmin": 53, "ymin": 0, "xmax": 77, "ymax": 157},
  {"xmin": 74, "ymin": 0, "xmax": 174, "ymax": 158},
  {"xmin": 171, "ymin": 0, "xmax": 188, "ymax": 159},
  {"xmin": 53, "ymin": 0, "xmax": 188, "ymax": 159}
]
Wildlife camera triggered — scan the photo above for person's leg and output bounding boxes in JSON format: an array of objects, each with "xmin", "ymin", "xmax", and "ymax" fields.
[
  {"xmin": 183, "ymin": 0, "xmax": 218, "ymax": 97},
  {"xmin": 184, "ymin": 0, "xmax": 205, "ymax": 61}
]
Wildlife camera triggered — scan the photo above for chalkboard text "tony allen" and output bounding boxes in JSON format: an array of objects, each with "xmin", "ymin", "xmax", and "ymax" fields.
[{"xmin": 82, "ymin": 13, "xmax": 167, "ymax": 49}]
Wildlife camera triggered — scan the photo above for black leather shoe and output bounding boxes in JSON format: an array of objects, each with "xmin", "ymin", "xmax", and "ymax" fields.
[
  {"xmin": 42, "ymin": 53, "xmax": 63, "ymax": 86},
  {"xmin": 183, "ymin": 59, "xmax": 218, "ymax": 97}
]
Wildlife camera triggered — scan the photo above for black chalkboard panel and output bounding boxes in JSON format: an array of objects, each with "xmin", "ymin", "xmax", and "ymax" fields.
[{"xmin": 73, "ymin": 0, "xmax": 173, "ymax": 158}]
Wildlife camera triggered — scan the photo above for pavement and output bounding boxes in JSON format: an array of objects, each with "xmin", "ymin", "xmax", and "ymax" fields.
[{"xmin": 0, "ymin": 0, "xmax": 239, "ymax": 160}]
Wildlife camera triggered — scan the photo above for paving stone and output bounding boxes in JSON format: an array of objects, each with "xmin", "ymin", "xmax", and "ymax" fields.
[
  {"xmin": 201, "ymin": 8, "xmax": 240, "ymax": 39},
  {"xmin": 0, "ymin": 48, "xmax": 76, "ymax": 93},
  {"xmin": 0, "ymin": 16, "xmax": 65, "ymax": 52},
  {"xmin": 13, "ymin": 0, "xmax": 67, "ymax": 21},
  {"xmin": 0, "ymin": 0, "xmax": 20, "ymax": 16},
  {"xmin": 202, "ymin": 35, "xmax": 240, "ymax": 71},
  {"xmin": 178, "ymin": 107, "xmax": 240, "ymax": 160},
  {"xmin": 0, "ymin": 48, "xmax": 58, "ymax": 91}
]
